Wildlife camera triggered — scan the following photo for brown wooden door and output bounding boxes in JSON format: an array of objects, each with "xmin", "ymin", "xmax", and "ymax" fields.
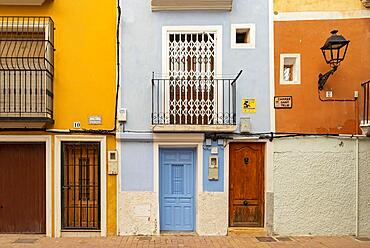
[
  {"xmin": 62, "ymin": 142, "xmax": 100, "ymax": 230},
  {"xmin": 229, "ymin": 143, "xmax": 264, "ymax": 227},
  {"xmin": 0, "ymin": 143, "xmax": 46, "ymax": 233}
]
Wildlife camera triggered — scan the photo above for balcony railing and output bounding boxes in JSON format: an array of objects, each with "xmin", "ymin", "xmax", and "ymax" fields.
[
  {"xmin": 0, "ymin": 16, "xmax": 54, "ymax": 128},
  {"xmin": 152, "ymin": 71, "xmax": 241, "ymax": 130},
  {"xmin": 361, "ymin": 80, "xmax": 370, "ymax": 127}
]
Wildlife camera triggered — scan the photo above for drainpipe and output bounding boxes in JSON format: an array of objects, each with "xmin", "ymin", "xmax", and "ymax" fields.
[{"xmin": 355, "ymin": 137, "xmax": 359, "ymax": 237}]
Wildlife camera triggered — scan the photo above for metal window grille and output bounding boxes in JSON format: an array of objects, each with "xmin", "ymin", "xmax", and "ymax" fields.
[
  {"xmin": 0, "ymin": 16, "xmax": 54, "ymax": 120},
  {"xmin": 78, "ymin": 158, "xmax": 90, "ymax": 201},
  {"xmin": 152, "ymin": 32, "xmax": 240, "ymax": 125},
  {"xmin": 61, "ymin": 142, "xmax": 100, "ymax": 230},
  {"xmin": 152, "ymin": 32, "xmax": 241, "ymax": 125}
]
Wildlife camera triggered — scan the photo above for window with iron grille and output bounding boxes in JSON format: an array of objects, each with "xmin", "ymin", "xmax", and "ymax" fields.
[
  {"xmin": 0, "ymin": 16, "xmax": 54, "ymax": 120},
  {"xmin": 167, "ymin": 32, "xmax": 216, "ymax": 125},
  {"xmin": 152, "ymin": 27, "xmax": 240, "ymax": 126}
]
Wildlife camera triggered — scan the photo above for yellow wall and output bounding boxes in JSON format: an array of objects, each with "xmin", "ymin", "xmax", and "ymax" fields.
[
  {"xmin": 274, "ymin": 0, "xmax": 366, "ymax": 12},
  {"xmin": 0, "ymin": 0, "xmax": 117, "ymax": 236}
]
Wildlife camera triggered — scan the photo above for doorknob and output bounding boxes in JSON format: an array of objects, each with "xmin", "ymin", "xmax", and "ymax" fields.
[{"xmin": 243, "ymin": 200, "xmax": 248, "ymax": 206}]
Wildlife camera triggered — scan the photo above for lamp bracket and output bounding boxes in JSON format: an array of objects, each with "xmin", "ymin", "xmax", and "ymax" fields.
[{"xmin": 318, "ymin": 66, "xmax": 337, "ymax": 91}]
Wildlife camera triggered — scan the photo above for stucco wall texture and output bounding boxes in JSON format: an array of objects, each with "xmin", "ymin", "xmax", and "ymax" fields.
[
  {"xmin": 118, "ymin": 192, "xmax": 158, "ymax": 235},
  {"xmin": 273, "ymin": 137, "xmax": 370, "ymax": 236},
  {"xmin": 359, "ymin": 141, "xmax": 370, "ymax": 236},
  {"xmin": 197, "ymin": 192, "xmax": 228, "ymax": 236}
]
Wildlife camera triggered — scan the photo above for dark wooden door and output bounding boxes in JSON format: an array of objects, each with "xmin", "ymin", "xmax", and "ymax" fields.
[
  {"xmin": 0, "ymin": 143, "xmax": 46, "ymax": 233},
  {"xmin": 229, "ymin": 143, "xmax": 264, "ymax": 227},
  {"xmin": 61, "ymin": 142, "xmax": 100, "ymax": 230}
]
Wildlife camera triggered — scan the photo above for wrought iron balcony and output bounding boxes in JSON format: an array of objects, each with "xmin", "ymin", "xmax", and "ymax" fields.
[
  {"xmin": 0, "ymin": 17, "xmax": 54, "ymax": 128},
  {"xmin": 361, "ymin": 80, "xmax": 370, "ymax": 136},
  {"xmin": 151, "ymin": 71, "xmax": 241, "ymax": 132}
]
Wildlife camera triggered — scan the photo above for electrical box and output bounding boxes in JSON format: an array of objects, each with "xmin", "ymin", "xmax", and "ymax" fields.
[
  {"xmin": 326, "ymin": 91, "xmax": 333, "ymax": 98},
  {"xmin": 118, "ymin": 108, "xmax": 127, "ymax": 122},
  {"xmin": 240, "ymin": 117, "xmax": 251, "ymax": 133},
  {"xmin": 211, "ymin": 147, "xmax": 218, "ymax": 155},
  {"xmin": 208, "ymin": 156, "xmax": 219, "ymax": 181},
  {"xmin": 354, "ymin": 91, "xmax": 359, "ymax": 98},
  {"xmin": 108, "ymin": 150, "xmax": 118, "ymax": 175}
]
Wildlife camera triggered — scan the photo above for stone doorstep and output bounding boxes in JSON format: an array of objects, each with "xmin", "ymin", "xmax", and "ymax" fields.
[
  {"xmin": 227, "ymin": 227, "xmax": 267, "ymax": 237},
  {"xmin": 160, "ymin": 231, "xmax": 198, "ymax": 236}
]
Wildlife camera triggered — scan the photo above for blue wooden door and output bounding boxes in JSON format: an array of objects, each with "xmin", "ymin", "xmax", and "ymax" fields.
[{"xmin": 160, "ymin": 148, "xmax": 195, "ymax": 231}]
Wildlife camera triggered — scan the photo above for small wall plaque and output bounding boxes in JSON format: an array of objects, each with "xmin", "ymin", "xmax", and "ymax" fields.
[
  {"xmin": 242, "ymin": 98, "xmax": 256, "ymax": 113},
  {"xmin": 274, "ymin": 96, "xmax": 292, "ymax": 109},
  {"xmin": 88, "ymin": 116, "xmax": 102, "ymax": 125}
]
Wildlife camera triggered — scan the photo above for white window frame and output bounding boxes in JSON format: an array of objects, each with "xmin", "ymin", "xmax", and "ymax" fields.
[
  {"xmin": 161, "ymin": 25, "xmax": 223, "ymax": 124},
  {"xmin": 280, "ymin": 53, "xmax": 301, "ymax": 85},
  {"xmin": 231, "ymin": 23, "xmax": 256, "ymax": 49}
]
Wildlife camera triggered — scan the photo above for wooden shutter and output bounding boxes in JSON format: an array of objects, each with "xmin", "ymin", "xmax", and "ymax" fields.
[{"xmin": 151, "ymin": 0, "xmax": 233, "ymax": 11}]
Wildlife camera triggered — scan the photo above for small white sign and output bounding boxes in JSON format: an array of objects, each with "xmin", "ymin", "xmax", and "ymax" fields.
[
  {"xmin": 326, "ymin": 91, "xmax": 333, "ymax": 98},
  {"xmin": 88, "ymin": 116, "xmax": 102, "ymax": 125},
  {"xmin": 73, "ymin": 121, "xmax": 81, "ymax": 129}
]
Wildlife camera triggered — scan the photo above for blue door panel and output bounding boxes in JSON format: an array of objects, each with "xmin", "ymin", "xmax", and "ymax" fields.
[{"xmin": 160, "ymin": 148, "xmax": 195, "ymax": 231}]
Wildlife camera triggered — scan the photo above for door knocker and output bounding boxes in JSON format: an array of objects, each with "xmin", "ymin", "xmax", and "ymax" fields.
[{"xmin": 243, "ymin": 156, "xmax": 249, "ymax": 165}]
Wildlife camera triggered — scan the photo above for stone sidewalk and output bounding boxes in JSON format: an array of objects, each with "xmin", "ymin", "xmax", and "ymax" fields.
[{"xmin": 0, "ymin": 235, "xmax": 370, "ymax": 248}]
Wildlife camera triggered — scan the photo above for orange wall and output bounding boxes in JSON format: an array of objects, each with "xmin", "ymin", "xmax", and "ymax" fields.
[{"xmin": 275, "ymin": 18, "xmax": 370, "ymax": 134}]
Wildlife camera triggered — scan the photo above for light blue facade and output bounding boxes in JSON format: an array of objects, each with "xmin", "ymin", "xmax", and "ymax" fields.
[
  {"xmin": 121, "ymin": 0, "xmax": 271, "ymax": 133},
  {"xmin": 118, "ymin": 0, "xmax": 271, "ymax": 234},
  {"xmin": 121, "ymin": 141, "xmax": 153, "ymax": 191}
]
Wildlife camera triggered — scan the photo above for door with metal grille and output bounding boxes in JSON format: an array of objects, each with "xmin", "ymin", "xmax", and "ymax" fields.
[{"xmin": 61, "ymin": 142, "xmax": 100, "ymax": 230}]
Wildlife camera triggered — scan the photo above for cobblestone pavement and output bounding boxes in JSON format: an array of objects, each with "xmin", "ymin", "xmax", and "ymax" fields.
[{"xmin": 0, "ymin": 235, "xmax": 370, "ymax": 248}]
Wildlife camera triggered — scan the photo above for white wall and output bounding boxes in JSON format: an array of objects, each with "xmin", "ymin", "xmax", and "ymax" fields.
[
  {"xmin": 359, "ymin": 140, "xmax": 370, "ymax": 236},
  {"xmin": 273, "ymin": 137, "xmax": 365, "ymax": 236}
]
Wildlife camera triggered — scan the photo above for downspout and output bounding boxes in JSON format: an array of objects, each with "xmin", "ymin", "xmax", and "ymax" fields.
[{"xmin": 355, "ymin": 137, "xmax": 359, "ymax": 237}]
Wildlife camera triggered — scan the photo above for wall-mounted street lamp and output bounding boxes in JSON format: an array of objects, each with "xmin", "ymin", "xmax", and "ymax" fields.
[{"xmin": 318, "ymin": 30, "xmax": 350, "ymax": 90}]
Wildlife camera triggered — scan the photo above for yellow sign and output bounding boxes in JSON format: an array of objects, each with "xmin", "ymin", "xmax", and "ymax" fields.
[{"xmin": 242, "ymin": 98, "xmax": 256, "ymax": 113}]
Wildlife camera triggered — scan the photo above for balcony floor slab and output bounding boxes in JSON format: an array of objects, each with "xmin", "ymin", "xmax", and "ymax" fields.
[{"xmin": 152, "ymin": 124, "xmax": 237, "ymax": 133}]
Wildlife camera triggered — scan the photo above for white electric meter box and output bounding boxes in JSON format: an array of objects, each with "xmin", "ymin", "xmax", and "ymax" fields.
[
  {"xmin": 108, "ymin": 150, "xmax": 118, "ymax": 175},
  {"xmin": 118, "ymin": 108, "xmax": 127, "ymax": 122},
  {"xmin": 240, "ymin": 117, "xmax": 251, "ymax": 133},
  {"xmin": 208, "ymin": 156, "xmax": 219, "ymax": 181}
]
